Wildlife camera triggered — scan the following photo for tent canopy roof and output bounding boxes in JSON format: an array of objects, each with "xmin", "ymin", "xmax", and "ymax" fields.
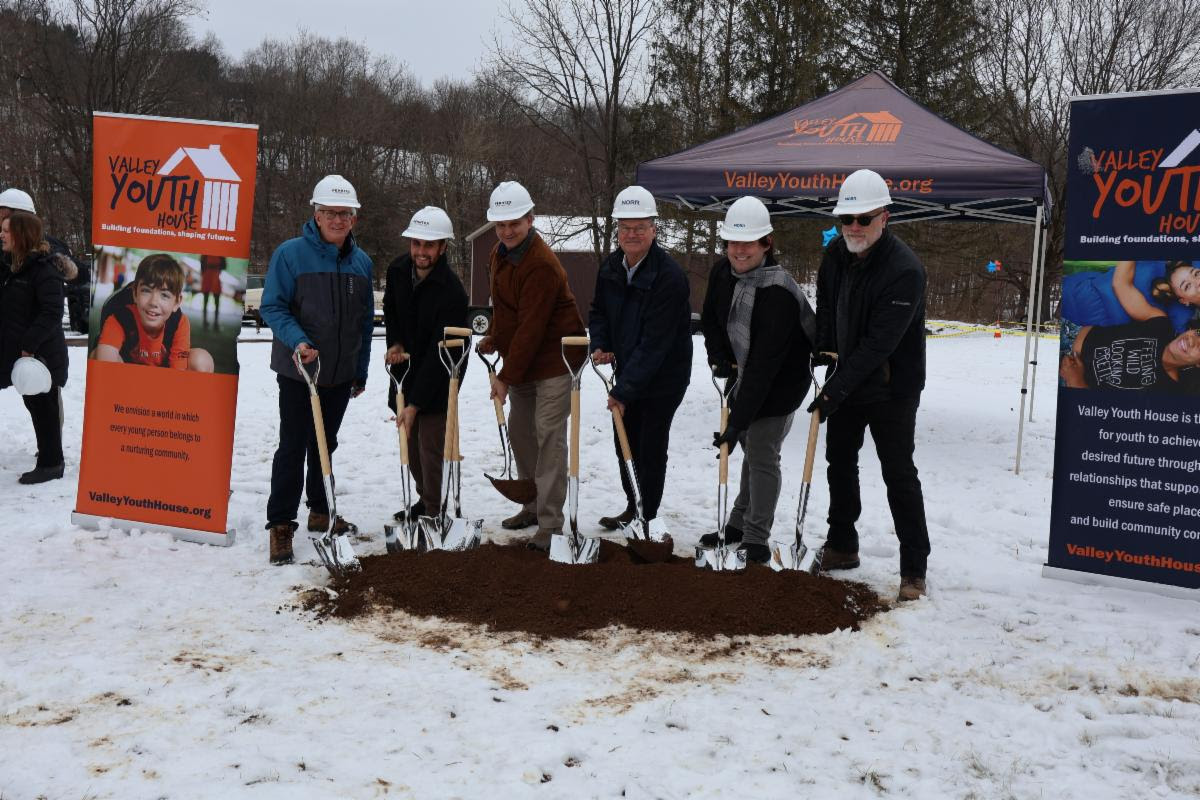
[{"xmin": 637, "ymin": 71, "xmax": 1050, "ymax": 224}]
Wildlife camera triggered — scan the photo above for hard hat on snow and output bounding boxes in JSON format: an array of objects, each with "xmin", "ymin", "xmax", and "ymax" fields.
[
  {"xmin": 11, "ymin": 356, "xmax": 51, "ymax": 396},
  {"xmin": 310, "ymin": 175, "xmax": 361, "ymax": 209},
  {"xmin": 0, "ymin": 188, "xmax": 36, "ymax": 213},
  {"xmin": 719, "ymin": 196, "xmax": 773, "ymax": 241},
  {"xmin": 403, "ymin": 206, "xmax": 455, "ymax": 241},
  {"xmin": 832, "ymin": 169, "xmax": 891, "ymax": 215},
  {"xmin": 611, "ymin": 186, "xmax": 657, "ymax": 219},
  {"xmin": 487, "ymin": 181, "xmax": 535, "ymax": 222}
]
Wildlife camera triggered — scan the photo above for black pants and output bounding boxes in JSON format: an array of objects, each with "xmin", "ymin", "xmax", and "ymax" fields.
[
  {"xmin": 24, "ymin": 387, "xmax": 63, "ymax": 468},
  {"xmin": 825, "ymin": 395, "xmax": 929, "ymax": 578},
  {"xmin": 267, "ymin": 375, "xmax": 353, "ymax": 526},
  {"xmin": 611, "ymin": 389, "xmax": 685, "ymax": 520}
]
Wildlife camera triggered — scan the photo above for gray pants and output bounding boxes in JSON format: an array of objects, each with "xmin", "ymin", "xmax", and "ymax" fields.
[
  {"xmin": 508, "ymin": 372, "xmax": 571, "ymax": 531},
  {"xmin": 728, "ymin": 413, "xmax": 794, "ymax": 546}
]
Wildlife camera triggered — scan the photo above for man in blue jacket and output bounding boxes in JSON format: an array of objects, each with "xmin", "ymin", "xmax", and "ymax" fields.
[
  {"xmin": 260, "ymin": 175, "xmax": 375, "ymax": 565},
  {"xmin": 589, "ymin": 186, "xmax": 692, "ymax": 535}
]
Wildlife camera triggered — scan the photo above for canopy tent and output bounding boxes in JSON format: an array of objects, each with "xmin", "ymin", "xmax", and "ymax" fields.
[{"xmin": 637, "ymin": 71, "xmax": 1051, "ymax": 471}]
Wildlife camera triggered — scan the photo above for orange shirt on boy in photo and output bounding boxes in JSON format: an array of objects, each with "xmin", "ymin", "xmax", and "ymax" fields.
[{"xmin": 97, "ymin": 304, "xmax": 192, "ymax": 369}]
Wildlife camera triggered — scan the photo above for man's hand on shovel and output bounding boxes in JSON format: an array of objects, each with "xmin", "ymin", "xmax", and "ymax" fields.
[
  {"xmin": 489, "ymin": 372, "xmax": 508, "ymax": 405},
  {"xmin": 385, "ymin": 344, "xmax": 408, "ymax": 365},
  {"xmin": 397, "ymin": 404, "xmax": 417, "ymax": 434}
]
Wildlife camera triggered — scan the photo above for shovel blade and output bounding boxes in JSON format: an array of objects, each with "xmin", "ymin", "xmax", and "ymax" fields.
[
  {"xmin": 769, "ymin": 540, "xmax": 821, "ymax": 574},
  {"xmin": 694, "ymin": 543, "xmax": 748, "ymax": 571},
  {"xmin": 311, "ymin": 532, "xmax": 360, "ymax": 576},
  {"xmin": 417, "ymin": 514, "xmax": 446, "ymax": 551},
  {"xmin": 441, "ymin": 517, "xmax": 483, "ymax": 551},
  {"xmin": 623, "ymin": 520, "xmax": 674, "ymax": 563},
  {"xmin": 384, "ymin": 522, "xmax": 423, "ymax": 554},
  {"xmin": 549, "ymin": 531, "xmax": 600, "ymax": 565},
  {"xmin": 486, "ymin": 474, "xmax": 538, "ymax": 505}
]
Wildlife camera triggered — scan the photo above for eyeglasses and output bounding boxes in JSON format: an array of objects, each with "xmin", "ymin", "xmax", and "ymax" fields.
[
  {"xmin": 837, "ymin": 211, "xmax": 884, "ymax": 227},
  {"xmin": 318, "ymin": 209, "xmax": 355, "ymax": 221},
  {"xmin": 618, "ymin": 223, "xmax": 653, "ymax": 236}
]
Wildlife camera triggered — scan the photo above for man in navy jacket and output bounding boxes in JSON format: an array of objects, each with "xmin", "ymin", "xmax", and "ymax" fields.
[{"xmin": 589, "ymin": 186, "xmax": 692, "ymax": 535}]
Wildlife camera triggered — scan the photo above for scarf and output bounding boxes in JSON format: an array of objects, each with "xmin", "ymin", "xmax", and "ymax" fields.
[{"xmin": 727, "ymin": 261, "xmax": 815, "ymax": 375}]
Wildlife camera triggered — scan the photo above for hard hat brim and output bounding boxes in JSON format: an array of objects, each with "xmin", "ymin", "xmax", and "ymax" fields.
[
  {"xmin": 12, "ymin": 356, "xmax": 51, "ymax": 396},
  {"xmin": 718, "ymin": 223, "xmax": 774, "ymax": 242},
  {"xmin": 402, "ymin": 228, "xmax": 454, "ymax": 241},
  {"xmin": 487, "ymin": 202, "xmax": 535, "ymax": 222},
  {"xmin": 831, "ymin": 199, "xmax": 890, "ymax": 215}
]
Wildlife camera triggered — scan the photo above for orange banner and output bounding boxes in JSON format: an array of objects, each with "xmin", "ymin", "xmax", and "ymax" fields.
[{"xmin": 76, "ymin": 113, "xmax": 258, "ymax": 540}]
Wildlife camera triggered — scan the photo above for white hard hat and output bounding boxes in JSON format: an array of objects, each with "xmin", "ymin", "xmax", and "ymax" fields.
[
  {"xmin": 11, "ymin": 356, "xmax": 51, "ymax": 395},
  {"xmin": 612, "ymin": 185, "xmax": 657, "ymax": 219},
  {"xmin": 487, "ymin": 181, "xmax": 535, "ymax": 222},
  {"xmin": 720, "ymin": 196, "xmax": 773, "ymax": 241},
  {"xmin": 310, "ymin": 174, "xmax": 361, "ymax": 209},
  {"xmin": 403, "ymin": 206, "xmax": 455, "ymax": 241},
  {"xmin": 832, "ymin": 169, "xmax": 891, "ymax": 215},
  {"xmin": 0, "ymin": 188, "xmax": 35, "ymax": 213}
]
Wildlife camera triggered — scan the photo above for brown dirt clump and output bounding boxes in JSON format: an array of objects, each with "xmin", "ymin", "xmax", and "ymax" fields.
[{"xmin": 313, "ymin": 541, "xmax": 888, "ymax": 640}]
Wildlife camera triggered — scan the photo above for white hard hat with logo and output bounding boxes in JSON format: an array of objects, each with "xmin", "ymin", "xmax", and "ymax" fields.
[
  {"xmin": 612, "ymin": 185, "xmax": 657, "ymax": 219},
  {"xmin": 487, "ymin": 181, "xmax": 535, "ymax": 221},
  {"xmin": 11, "ymin": 356, "xmax": 51, "ymax": 396},
  {"xmin": 0, "ymin": 188, "xmax": 35, "ymax": 213},
  {"xmin": 403, "ymin": 206, "xmax": 455, "ymax": 241},
  {"xmin": 310, "ymin": 175, "xmax": 361, "ymax": 209},
  {"xmin": 832, "ymin": 169, "xmax": 891, "ymax": 215},
  {"xmin": 720, "ymin": 196, "xmax": 773, "ymax": 241}
]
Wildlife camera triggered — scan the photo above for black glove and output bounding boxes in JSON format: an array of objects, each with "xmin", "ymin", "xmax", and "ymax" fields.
[
  {"xmin": 807, "ymin": 393, "xmax": 838, "ymax": 422},
  {"xmin": 812, "ymin": 351, "xmax": 836, "ymax": 367},
  {"xmin": 712, "ymin": 426, "xmax": 743, "ymax": 451},
  {"xmin": 351, "ymin": 378, "xmax": 367, "ymax": 398},
  {"xmin": 710, "ymin": 361, "xmax": 736, "ymax": 379}
]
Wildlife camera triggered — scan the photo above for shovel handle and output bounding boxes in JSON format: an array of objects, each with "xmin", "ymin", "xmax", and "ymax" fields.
[
  {"xmin": 397, "ymin": 390, "xmax": 409, "ymax": 467},
  {"xmin": 802, "ymin": 408, "xmax": 821, "ymax": 483},
  {"xmin": 443, "ymin": 377, "xmax": 458, "ymax": 461},
  {"xmin": 311, "ymin": 395, "xmax": 332, "ymax": 478},
  {"xmin": 491, "ymin": 395, "xmax": 506, "ymax": 426},
  {"xmin": 718, "ymin": 405, "xmax": 729, "ymax": 484},
  {"xmin": 612, "ymin": 406, "xmax": 633, "ymax": 461},
  {"xmin": 444, "ymin": 326, "xmax": 473, "ymax": 338},
  {"xmin": 449, "ymin": 376, "xmax": 462, "ymax": 462},
  {"xmin": 561, "ymin": 336, "xmax": 590, "ymax": 347},
  {"xmin": 441, "ymin": 338, "xmax": 465, "ymax": 349},
  {"xmin": 570, "ymin": 387, "xmax": 580, "ymax": 479}
]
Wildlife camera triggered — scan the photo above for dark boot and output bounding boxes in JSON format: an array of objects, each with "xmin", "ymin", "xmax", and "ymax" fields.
[
  {"xmin": 698, "ymin": 524, "xmax": 743, "ymax": 548},
  {"xmin": 18, "ymin": 463, "xmax": 64, "ymax": 485},
  {"xmin": 307, "ymin": 512, "xmax": 358, "ymax": 535},
  {"xmin": 739, "ymin": 542, "xmax": 771, "ymax": 564},
  {"xmin": 598, "ymin": 507, "xmax": 635, "ymax": 530},
  {"xmin": 820, "ymin": 546, "xmax": 860, "ymax": 571},
  {"xmin": 268, "ymin": 522, "xmax": 297, "ymax": 565},
  {"xmin": 898, "ymin": 577, "xmax": 927, "ymax": 602},
  {"xmin": 501, "ymin": 509, "xmax": 538, "ymax": 530},
  {"xmin": 526, "ymin": 528, "xmax": 554, "ymax": 552},
  {"xmin": 392, "ymin": 501, "xmax": 426, "ymax": 522}
]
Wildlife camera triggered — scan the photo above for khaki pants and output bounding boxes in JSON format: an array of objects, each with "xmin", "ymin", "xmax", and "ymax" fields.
[
  {"xmin": 507, "ymin": 373, "xmax": 571, "ymax": 531},
  {"xmin": 406, "ymin": 411, "xmax": 447, "ymax": 512}
]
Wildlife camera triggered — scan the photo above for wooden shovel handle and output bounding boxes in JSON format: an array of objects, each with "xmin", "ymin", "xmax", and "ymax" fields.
[
  {"xmin": 570, "ymin": 388, "xmax": 580, "ymax": 478},
  {"xmin": 444, "ymin": 326, "xmax": 473, "ymax": 338},
  {"xmin": 718, "ymin": 405, "xmax": 729, "ymax": 484},
  {"xmin": 450, "ymin": 376, "xmax": 463, "ymax": 462},
  {"xmin": 311, "ymin": 395, "xmax": 332, "ymax": 478},
  {"xmin": 491, "ymin": 395, "xmax": 506, "ymax": 426},
  {"xmin": 561, "ymin": 335, "xmax": 591, "ymax": 347},
  {"xmin": 612, "ymin": 406, "xmax": 633, "ymax": 461},
  {"xmin": 802, "ymin": 408, "xmax": 821, "ymax": 483},
  {"xmin": 444, "ymin": 377, "xmax": 458, "ymax": 461},
  {"xmin": 441, "ymin": 339, "xmax": 465, "ymax": 349},
  {"xmin": 397, "ymin": 390, "xmax": 409, "ymax": 467}
]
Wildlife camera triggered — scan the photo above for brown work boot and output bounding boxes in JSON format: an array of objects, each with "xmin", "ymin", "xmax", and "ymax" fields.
[
  {"xmin": 820, "ymin": 546, "xmax": 861, "ymax": 571},
  {"xmin": 598, "ymin": 508, "xmax": 635, "ymax": 531},
  {"xmin": 268, "ymin": 522, "xmax": 297, "ymax": 565},
  {"xmin": 502, "ymin": 509, "xmax": 538, "ymax": 530},
  {"xmin": 307, "ymin": 512, "xmax": 358, "ymax": 535},
  {"xmin": 525, "ymin": 528, "xmax": 554, "ymax": 552},
  {"xmin": 898, "ymin": 577, "xmax": 927, "ymax": 602}
]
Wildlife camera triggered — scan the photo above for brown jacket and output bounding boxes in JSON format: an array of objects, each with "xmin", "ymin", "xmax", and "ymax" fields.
[{"xmin": 489, "ymin": 231, "xmax": 584, "ymax": 385}]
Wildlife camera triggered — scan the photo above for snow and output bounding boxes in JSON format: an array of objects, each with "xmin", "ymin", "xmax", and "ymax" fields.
[{"xmin": 2, "ymin": 328, "xmax": 1199, "ymax": 799}]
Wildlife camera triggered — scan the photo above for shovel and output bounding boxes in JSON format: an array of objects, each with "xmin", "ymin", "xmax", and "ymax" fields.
[
  {"xmin": 475, "ymin": 350, "xmax": 537, "ymax": 504},
  {"xmin": 417, "ymin": 327, "xmax": 483, "ymax": 551},
  {"xmin": 770, "ymin": 353, "xmax": 838, "ymax": 574},
  {"xmin": 590, "ymin": 357, "xmax": 673, "ymax": 563},
  {"xmin": 292, "ymin": 349, "xmax": 360, "ymax": 576},
  {"xmin": 549, "ymin": 336, "xmax": 600, "ymax": 565},
  {"xmin": 384, "ymin": 356, "xmax": 422, "ymax": 553},
  {"xmin": 695, "ymin": 365, "xmax": 747, "ymax": 572}
]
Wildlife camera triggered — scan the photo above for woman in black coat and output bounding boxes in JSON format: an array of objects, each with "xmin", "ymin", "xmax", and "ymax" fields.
[{"xmin": 0, "ymin": 211, "xmax": 70, "ymax": 483}]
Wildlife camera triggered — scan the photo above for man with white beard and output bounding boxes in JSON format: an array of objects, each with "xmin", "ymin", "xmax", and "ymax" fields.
[{"xmin": 810, "ymin": 169, "xmax": 931, "ymax": 602}]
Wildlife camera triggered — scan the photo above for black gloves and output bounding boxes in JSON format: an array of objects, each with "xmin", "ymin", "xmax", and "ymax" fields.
[
  {"xmin": 351, "ymin": 378, "xmax": 367, "ymax": 397},
  {"xmin": 712, "ymin": 426, "xmax": 743, "ymax": 450},
  {"xmin": 710, "ymin": 361, "xmax": 736, "ymax": 379},
  {"xmin": 807, "ymin": 393, "xmax": 838, "ymax": 422}
]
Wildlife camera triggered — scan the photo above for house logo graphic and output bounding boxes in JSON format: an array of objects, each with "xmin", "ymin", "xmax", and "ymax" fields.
[
  {"xmin": 157, "ymin": 144, "xmax": 241, "ymax": 232},
  {"xmin": 781, "ymin": 111, "xmax": 903, "ymax": 146}
]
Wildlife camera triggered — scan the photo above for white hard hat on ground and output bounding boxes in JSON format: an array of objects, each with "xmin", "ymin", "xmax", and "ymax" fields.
[
  {"xmin": 612, "ymin": 186, "xmax": 657, "ymax": 219},
  {"xmin": 403, "ymin": 206, "xmax": 455, "ymax": 241},
  {"xmin": 487, "ymin": 181, "xmax": 535, "ymax": 222},
  {"xmin": 310, "ymin": 175, "xmax": 361, "ymax": 209},
  {"xmin": 0, "ymin": 188, "xmax": 35, "ymax": 213},
  {"xmin": 11, "ymin": 356, "xmax": 51, "ymax": 395},
  {"xmin": 720, "ymin": 196, "xmax": 773, "ymax": 241},
  {"xmin": 832, "ymin": 169, "xmax": 891, "ymax": 215}
]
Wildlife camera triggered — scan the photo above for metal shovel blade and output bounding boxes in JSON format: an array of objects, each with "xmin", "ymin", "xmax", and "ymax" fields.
[
  {"xmin": 622, "ymin": 519, "xmax": 674, "ymax": 563},
  {"xmin": 311, "ymin": 532, "xmax": 361, "ymax": 576},
  {"xmin": 694, "ymin": 542, "xmax": 748, "ymax": 571},
  {"xmin": 384, "ymin": 520, "xmax": 423, "ymax": 553},
  {"xmin": 549, "ymin": 530, "xmax": 601, "ymax": 565},
  {"xmin": 485, "ymin": 473, "xmax": 537, "ymax": 505},
  {"xmin": 769, "ymin": 540, "xmax": 822, "ymax": 574},
  {"xmin": 417, "ymin": 514, "xmax": 446, "ymax": 551},
  {"xmin": 441, "ymin": 517, "xmax": 483, "ymax": 552}
]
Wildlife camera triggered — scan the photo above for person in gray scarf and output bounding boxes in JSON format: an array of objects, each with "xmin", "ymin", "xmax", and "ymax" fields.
[{"xmin": 700, "ymin": 196, "xmax": 814, "ymax": 563}]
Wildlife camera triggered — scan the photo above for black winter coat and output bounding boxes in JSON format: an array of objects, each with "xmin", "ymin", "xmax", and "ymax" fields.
[
  {"xmin": 701, "ymin": 258, "xmax": 812, "ymax": 430},
  {"xmin": 382, "ymin": 253, "xmax": 469, "ymax": 414},
  {"xmin": 0, "ymin": 251, "xmax": 69, "ymax": 389},
  {"xmin": 588, "ymin": 241, "xmax": 692, "ymax": 404},
  {"xmin": 815, "ymin": 229, "xmax": 926, "ymax": 406}
]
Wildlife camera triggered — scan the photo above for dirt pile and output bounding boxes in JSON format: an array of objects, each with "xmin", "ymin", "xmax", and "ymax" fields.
[{"xmin": 313, "ymin": 542, "xmax": 888, "ymax": 640}]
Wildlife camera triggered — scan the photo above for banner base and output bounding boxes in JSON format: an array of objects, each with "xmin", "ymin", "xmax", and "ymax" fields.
[
  {"xmin": 72, "ymin": 512, "xmax": 236, "ymax": 547},
  {"xmin": 1042, "ymin": 565, "xmax": 1199, "ymax": 604}
]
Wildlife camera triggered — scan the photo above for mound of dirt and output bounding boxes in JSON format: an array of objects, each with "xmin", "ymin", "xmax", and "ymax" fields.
[{"xmin": 313, "ymin": 541, "xmax": 887, "ymax": 640}]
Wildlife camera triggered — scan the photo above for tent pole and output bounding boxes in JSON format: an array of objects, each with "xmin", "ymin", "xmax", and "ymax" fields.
[
  {"xmin": 1027, "ymin": 224, "xmax": 1050, "ymax": 422},
  {"xmin": 1014, "ymin": 204, "xmax": 1044, "ymax": 475}
]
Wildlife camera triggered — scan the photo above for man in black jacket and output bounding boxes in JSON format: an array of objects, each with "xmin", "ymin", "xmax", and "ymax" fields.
[
  {"xmin": 589, "ymin": 186, "xmax": 692, "ymax": 535},
  {"xmin": 383, "ymin": 206, "xmax": 469, "ymax": 520},
  {"xmin": 810, "ymin": 169, "xmax": 930, "ymax": 601}
]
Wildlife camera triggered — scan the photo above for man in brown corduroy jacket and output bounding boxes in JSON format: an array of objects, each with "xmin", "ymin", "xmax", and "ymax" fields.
[{"xmin": 477, "ymin": 181, "xmax": 585, "ymax": 550}]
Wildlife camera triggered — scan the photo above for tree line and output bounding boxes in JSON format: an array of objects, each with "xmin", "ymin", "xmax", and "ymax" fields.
[{"xmin": 1, "ymin": 0, "xmax": 1198, "ymax": 322}]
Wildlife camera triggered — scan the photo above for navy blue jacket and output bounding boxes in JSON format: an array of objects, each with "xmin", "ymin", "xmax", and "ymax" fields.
[
  {"xmin": 261, "ymin": 219, "xmax": 375, "ymax": 387},
  {"xmin": 588, "ymin": 241, "xmax": 692, "ymax": 404}
]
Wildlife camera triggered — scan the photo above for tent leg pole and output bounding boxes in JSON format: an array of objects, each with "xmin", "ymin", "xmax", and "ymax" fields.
[
  {"xmin": 1014, "ymin": 204, "xmax": 1043, "ymax": 475},
  {"xmin": 1027, "ymin": 223, "xmax": 1050, "ymax": 422}
]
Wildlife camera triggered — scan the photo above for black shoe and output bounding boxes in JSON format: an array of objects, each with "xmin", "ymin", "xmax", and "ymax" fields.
[
  {"xmin": 698, "ymin": 525, "xmax": 743, "ymax": 548},
  {"xmin": 739, "ymin": 542, "xmax": 771, "ymax": 564},
  {"xmin": 598, "ymin": 508, "xmax": 635, "ymax": 530},
  {"xmin": 392, "ymin": 501, "xmax": 426, "ymax": 522},
  {"xmin": 18, "ymin": 463, "xmax": 64, "ymax": 485}
]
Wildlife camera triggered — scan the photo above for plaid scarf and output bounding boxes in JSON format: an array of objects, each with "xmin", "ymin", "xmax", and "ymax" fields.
[{"xmin": 727, "ymin": 262, "xmax": 815, "ymax": 376}]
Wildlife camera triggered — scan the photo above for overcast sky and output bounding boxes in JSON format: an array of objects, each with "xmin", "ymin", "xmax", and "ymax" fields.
[{"xmin": 188, "ymin": 0, "xmax": 509, "ymax": 86}]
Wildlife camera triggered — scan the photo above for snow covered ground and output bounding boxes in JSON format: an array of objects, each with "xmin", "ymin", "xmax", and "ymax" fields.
[{"xmin": 1, "ymin": 328, "xmax": 1198, "ymax": 799}]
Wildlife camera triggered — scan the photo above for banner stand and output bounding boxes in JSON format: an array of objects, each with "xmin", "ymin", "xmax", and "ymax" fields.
[
  {"xmin": 71, "ymin": 512, "xmax": 236, "ymax": 547},
  {"xmin": 1043, "ymin": 565, "xmax": 1200, "ymax": 604}
]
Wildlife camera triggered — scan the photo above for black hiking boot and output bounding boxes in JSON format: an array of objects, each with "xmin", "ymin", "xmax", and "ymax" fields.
[
  {"xmin": 739, "ymin": 542, "xmax": 771, "ymax": 564},
  {"xmin": 18, "ymin": 463, "xmax": 64, "ymax": 484},
  {"xmin": 268, "ymin": 521, "xmax": 297, "ymax": 565},
  {"xmin": 698, "ymin": 524, "xmax": 744, "ymax": 548},
  {"xmin": 392, "ymin": 501, "xmax": 426, "ymax": 522}
]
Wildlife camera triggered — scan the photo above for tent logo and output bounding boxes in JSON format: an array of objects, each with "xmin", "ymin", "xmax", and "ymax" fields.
[
  {"xmin": 782, "ymin": 111, "xmax": 903, "ymax": 146},
  {"xmin": 157, "ymin": 144, "xmax": 241, "ymax": 232}
]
